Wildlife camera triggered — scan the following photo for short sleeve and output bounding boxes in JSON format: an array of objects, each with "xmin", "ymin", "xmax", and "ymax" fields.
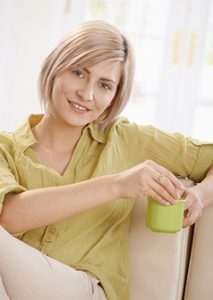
[{"xmin": 0, "ymin": 151, "xmax": 26, "ymax": 215}]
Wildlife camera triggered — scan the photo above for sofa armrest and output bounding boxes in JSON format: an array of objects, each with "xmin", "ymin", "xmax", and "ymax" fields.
[
  {"xmin": 128, "ymin": 179, "xmax": 194, "ymax": 300},
  {"xmin": 184, "ymin": 204, "xmax": 213, "ymax": 300}
]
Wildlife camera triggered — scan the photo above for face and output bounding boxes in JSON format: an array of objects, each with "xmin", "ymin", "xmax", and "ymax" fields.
[{"xmin": 50, "ymin": 59, "xmax": 121, "ymax": 130}]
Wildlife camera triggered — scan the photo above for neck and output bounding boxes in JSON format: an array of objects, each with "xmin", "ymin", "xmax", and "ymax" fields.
[{"xmin": 32, "ymin": 114, "xmax": 84, "ymax": 152}]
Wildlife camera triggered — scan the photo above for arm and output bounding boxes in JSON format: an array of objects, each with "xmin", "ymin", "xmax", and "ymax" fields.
[
  {"xmin": 116, "ymin": 121, "xmax": 213, "ymax": 182},
  {"xmin": 183, "ymin": 165, "xmax": 213, "ymax": 228},
  {"xmin": 0, "ymin": 174, "xmax": 119, "ymax": 234},
  {"xmin": 0, "ymin": 160, "xmax": 185, "ymax": 234}
]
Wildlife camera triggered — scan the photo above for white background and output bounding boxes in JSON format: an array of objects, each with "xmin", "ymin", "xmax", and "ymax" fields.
[{"xmin": 0, "ymin": 0, "xmax": 213, "ymax": 140}]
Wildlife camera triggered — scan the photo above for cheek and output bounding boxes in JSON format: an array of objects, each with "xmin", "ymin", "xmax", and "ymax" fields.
[
  {"xmin": 104, "ymin": 90, "xmax": 117, "ymax": 110},
  {"xmin": 97, "ymin": 90, "xmax": 116, "ymax": 109},
  {"xmin": 96, "ymin": 98, "xmax": 113, "ymax": 111},
  {"xmin": 52, "ymin": 78, "xmax": 66, "ymax": 102},
  {"xmin": 52, "ymin": 79, "xmax": 60, "ymax": 97}
]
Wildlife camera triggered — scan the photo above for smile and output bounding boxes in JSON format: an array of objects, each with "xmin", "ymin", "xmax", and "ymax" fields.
[{"xmin": 67, "ymin": 100, "xmax": 90, "ymax": 112}]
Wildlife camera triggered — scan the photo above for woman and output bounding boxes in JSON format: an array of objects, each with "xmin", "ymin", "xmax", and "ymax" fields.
[{"xmin": 0, "ymin": 20, "xmax": 213, "ymax": 300}]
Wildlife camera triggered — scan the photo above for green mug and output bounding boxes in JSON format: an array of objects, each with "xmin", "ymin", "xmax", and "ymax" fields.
[{"xmin": 146, "ymin": 197, "xmax": 186, "ymax": 233}]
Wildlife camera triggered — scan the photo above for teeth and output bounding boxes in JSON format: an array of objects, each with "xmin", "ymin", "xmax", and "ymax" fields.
[
  {"xmin": 68, "ymin": 100, "xmax": 88, "ymax": 111},
  {"xmin": 73, "ymin": 103, "xmax": 87, "ymax": 111}
]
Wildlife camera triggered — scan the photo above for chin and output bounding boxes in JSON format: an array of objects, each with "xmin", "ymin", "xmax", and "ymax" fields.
[{"xmin": 63, "ymin": 117, "xmax": 89, "ymax": 129}]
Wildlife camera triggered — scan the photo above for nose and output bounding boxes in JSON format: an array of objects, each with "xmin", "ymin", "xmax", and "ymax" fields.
[{"xmin": 76, "ymin": 82, "xmax": 94, "ymax": 102}]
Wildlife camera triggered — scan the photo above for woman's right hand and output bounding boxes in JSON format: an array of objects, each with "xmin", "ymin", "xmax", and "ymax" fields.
[{"xmin": 116, "ymin": 160, "xmax": 185, "ymax": 205}]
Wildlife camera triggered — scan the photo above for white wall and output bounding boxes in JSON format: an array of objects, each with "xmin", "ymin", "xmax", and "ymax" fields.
[
  {"xmin": 0, "ymin": 0, "xmax": 58, "ymax": 130},
  {"xmin": 1, "ymin": 0, "xmax": 213, "ymax": 141}
]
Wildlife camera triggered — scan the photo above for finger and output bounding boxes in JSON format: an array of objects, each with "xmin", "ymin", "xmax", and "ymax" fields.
[
  {"xmin": 153, "ymin": 174, "xmax": 181, "ymax": 201},
  {"xmin": 183, "ymin": 217, "xmax": 190, "ymax": 228},
  {"xmin": 147, "ymin": 189, "xmax": 170, "ymax": 206},
  {"xmin": 183, "ymin": 198, "xmax": 193, "ymax": 211},
  {"xmin": 148, "ymin": 181, "xmax": 175, "ymax": 205},
  {"xmin": 168, "ymin": 174, "xmax": 185, "ymax": 193},
  {"xmin": 184, "ymin": 208, "xmax": 190, "ymax": 218},
  {"xmin": 183, "ymin": 216, "xmax": 194, "ymax": 228},
  {"xmin": 183, "ymin": 208, "xmax": 193, "ymax": 227},
  {"xmin": 183, "ymin": 211, "xmax": 198, "ymax": 228},
  {"xmin": 150, "ymin": 162, "xmax": 185, "ymax": 191},
  {"xmin": 183, "ymin": 190, "xmax": 197, "ymax": 210},
  {"xmin": 184, "ymin": 200, "xmax": 191, "ymax": 211}
]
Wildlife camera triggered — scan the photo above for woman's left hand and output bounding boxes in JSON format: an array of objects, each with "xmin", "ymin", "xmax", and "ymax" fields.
[
  {"xmin": 182, "ymin": 186, "xmax": 204, "ymax": 228},
  {"xmin": 182, "ymin": 166, "xmax": 213, "ymax": 228}
]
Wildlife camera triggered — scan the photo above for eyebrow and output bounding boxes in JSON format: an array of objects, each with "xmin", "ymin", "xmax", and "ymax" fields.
[{"xmin": 82, "ymin": 67, "xmax": 117, "ymax": 85}]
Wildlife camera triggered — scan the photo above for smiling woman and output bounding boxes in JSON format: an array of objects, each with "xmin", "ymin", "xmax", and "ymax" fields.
[
  {"xmin": 48, "ymin": 60, "xmax": 121, "ymax": 131},
  {"xmin": 39, "ymin": 20, "xmax": 134, "ymax": 131},
  {"xmin": 0, "ymin": 20, "xmax": 213, "ymax": 300}
]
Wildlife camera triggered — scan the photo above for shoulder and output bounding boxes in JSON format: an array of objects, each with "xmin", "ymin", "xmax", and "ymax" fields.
[
  {"xmin": 0, "ymin": 131, "xmax": 14, "ymax": 152},
  {"xmin": 105, "ymin": 117, "xmax": 195, "ymax": 154},
  {"xmin": 0, "ymin": 130, "xmax": 20, "ymax": 164},
  {"xmin": 0, "ymin": 118, "xmax": 28, "ymax": 157},
  {"xmin": 0, "ymin": 115, "xmax": 38, "ymax": 158},
  {"xmin": 106, "ymin": 117, "xmax": 157, "ymax": 142}
]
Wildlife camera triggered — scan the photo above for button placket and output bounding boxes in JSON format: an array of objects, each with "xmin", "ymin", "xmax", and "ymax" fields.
[{"xmin": 42, "ymin": 225, "xmax": 58, "ymax": 245}]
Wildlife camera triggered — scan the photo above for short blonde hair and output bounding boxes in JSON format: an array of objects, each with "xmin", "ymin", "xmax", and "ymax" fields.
[{"xmin": 38, "ymin": 20, "xmax": 135, "ymax": 130}]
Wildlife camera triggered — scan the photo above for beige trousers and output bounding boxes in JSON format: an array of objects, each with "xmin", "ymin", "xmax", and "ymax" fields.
[{"xmin": 0, "ymin": 226, "xmax": 107, "ymax": 300}]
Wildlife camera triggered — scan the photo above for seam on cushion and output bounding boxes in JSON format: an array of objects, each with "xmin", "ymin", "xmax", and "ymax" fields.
[
  {"xmin": 175, "ymin": 229, "xmax": 188, "ymax": 300},
  {"xmin": 175, "ymin": 179, "xmax": 195, "ymax": 300}
]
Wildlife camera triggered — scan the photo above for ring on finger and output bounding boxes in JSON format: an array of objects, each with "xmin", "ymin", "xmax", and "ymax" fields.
[{"xmin": 157, "ymin": 173, "xmax": 164, "ymax": 183}]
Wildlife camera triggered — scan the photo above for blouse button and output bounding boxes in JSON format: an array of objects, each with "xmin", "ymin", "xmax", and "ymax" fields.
[{"xmin": 49, "ymin": 226, "xmax": 56, "ymax": 234}]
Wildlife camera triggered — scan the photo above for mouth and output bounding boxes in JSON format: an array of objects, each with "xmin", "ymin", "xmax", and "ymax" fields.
[{"xmin": 67, "ymin": 99, "xmax": 90, "ymax": 113}]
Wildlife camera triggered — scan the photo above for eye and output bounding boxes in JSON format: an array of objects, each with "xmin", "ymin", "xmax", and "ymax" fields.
[
  {"xmin": 99, "ymin": 82, "xmax": 112, "ymax": 90},
  {"xmin": 72, "ymin": 70, "xmax": 85, "ymax": 79}
]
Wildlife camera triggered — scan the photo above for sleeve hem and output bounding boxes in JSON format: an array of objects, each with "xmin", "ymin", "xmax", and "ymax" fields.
[
  {"xmin": 190, "ymin": 144, "xmax": 213, "ymax": 182},
  {"xmin": 0, "ymin": 185, "xmax": 26, "ymax": 215}
]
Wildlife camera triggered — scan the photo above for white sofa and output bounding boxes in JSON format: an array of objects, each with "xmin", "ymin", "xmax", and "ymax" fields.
[{"xmin": 128, "ymin": 178, "xmax": 213, "ymax": 300}]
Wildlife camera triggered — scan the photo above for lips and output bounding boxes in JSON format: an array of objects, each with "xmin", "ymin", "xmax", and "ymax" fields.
[{"xmin": 67, "ymin": 99, "xmax": 90, "ymax": 112}]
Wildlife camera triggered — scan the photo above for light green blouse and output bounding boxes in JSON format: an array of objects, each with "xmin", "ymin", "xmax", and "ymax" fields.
[{"xmin": 0, "ymin": 114, "xmax": 212, "ymax": 300}]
